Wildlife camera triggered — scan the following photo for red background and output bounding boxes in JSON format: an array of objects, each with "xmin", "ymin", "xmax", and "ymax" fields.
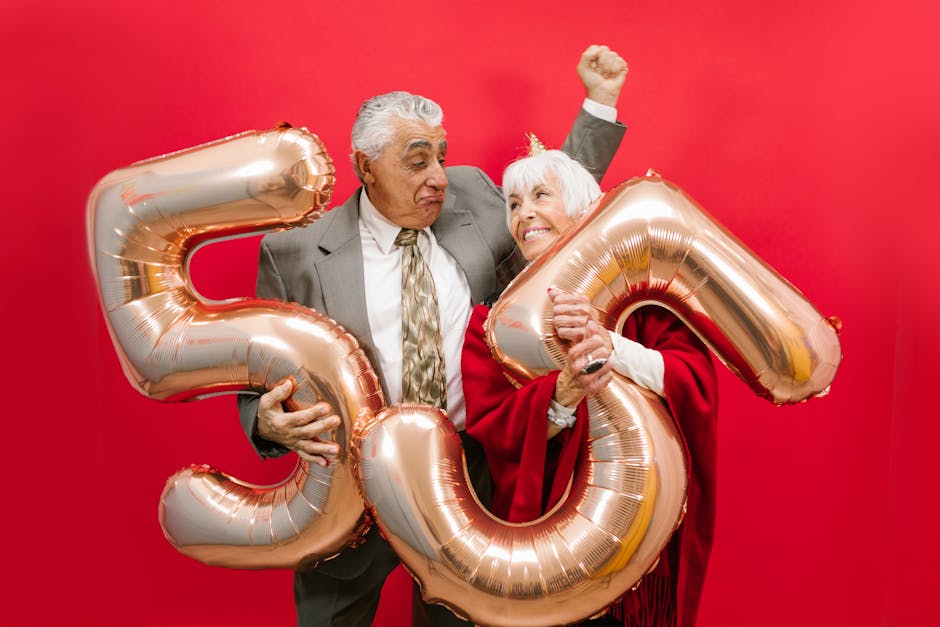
[{"xmin": 2, "ymin": 1, "xmax": 938, "ymax": 625}]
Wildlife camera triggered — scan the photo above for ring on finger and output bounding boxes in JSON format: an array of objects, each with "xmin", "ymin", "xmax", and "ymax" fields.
[{"xmin": 581, "ymin": 354, "xmax": 607, "ymax": 375}]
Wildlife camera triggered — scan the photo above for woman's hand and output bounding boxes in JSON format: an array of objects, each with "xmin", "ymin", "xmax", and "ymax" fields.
[
  {"xmin": 550, "ymin": 287, "xmax": 614, "ymax": 350},
  {"xmin": 553, "ymin": 321, "xmax": 614, "ymax": 407}
]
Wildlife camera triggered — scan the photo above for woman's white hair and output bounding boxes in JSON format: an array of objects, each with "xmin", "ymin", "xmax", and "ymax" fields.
[
  {"xmin": 502, "ymin": 150, "xmax": 601, "ymax": 225},
  {"xmin": 349, "ymin": 91, "xmax": 443, "ymax": 180}
]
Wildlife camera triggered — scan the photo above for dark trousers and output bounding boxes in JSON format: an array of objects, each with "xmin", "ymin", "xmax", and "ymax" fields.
[{"xmin": 295, "ymin": 431, "xmax": 492, "ymax": 627}]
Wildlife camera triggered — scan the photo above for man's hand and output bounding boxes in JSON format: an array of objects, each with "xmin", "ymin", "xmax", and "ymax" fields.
[
  {"xmin": 577, "ymin": 44, "xmax": 629, "ymax": 108},
  {"xmin": 256, "ymin": 379, "xmax": 341, "ymax": 467}
]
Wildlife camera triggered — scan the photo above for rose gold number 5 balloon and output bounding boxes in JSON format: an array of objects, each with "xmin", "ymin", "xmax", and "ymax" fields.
[
  {"xmin": 87, "ymin": 126, "xmax": 384, "ymax": 569},
  {"xmin": 491, "ymin": 172, "xmax": 842, "ymax": 404},
  {"xmin": 356, "ymin": 172, "xmax": 842, "ymax": 626}
]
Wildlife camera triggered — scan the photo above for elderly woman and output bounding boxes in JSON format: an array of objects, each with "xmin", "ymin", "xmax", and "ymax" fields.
[{"xmin": 461, "ymin": 150, "xmax": 718, "ymax": 627}]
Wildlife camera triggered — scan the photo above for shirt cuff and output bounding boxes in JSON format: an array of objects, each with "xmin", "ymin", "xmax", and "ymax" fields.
[
  {"xmin": 609, "ymin": 334, "xmax": 666, "ymax": 397},
  {"xmin": 252, "ymin": 432, "xmax": 291, "ymax": 459},
  {"xmin": 582, "ymin": 98, "xmax": 618, "ymax": 123}
]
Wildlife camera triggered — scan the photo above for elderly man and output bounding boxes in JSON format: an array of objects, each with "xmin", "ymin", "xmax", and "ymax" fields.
[{"xmin": 237, "ymin": 45, "xmax": 629, "ymax": 626}]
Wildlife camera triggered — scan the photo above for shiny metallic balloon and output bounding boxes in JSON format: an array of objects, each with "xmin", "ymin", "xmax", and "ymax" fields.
[
  {"xmin": 358, "ymin": 396, "xmax": 684, "ymax": 627},
  {"xmin": 88, "ymin": 126, "xmax": 385, "ymax": 569},
  {"xmin": 489, "ymin": 172, "xmax": 842, "ymax": 404},
  {"xmin": 357, "ymin": 172, "xmax": 843, "ymax": 626}
]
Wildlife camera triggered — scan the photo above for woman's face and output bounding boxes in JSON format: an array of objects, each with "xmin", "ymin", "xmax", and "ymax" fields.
[{"xmin": 507, "ymin": 175, "xmax": 576, "ymax": 261}]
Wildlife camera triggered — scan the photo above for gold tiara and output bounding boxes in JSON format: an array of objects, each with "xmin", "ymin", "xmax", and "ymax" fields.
[{"xmin": 526, "ymin": 132, "xmax": 547, "ymax": 156}]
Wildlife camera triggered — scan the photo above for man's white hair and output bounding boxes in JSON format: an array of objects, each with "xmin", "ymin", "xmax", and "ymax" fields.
[
  {"xmin": 502, "ymin": 149, "xmax": 601, "ymax": 225},
  {"xmin": 350, "ymin": 91, "xmax": 444, "ymax": 180}
]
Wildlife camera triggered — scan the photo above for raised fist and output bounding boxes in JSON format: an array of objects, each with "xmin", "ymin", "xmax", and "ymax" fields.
[{"xmin": 577, "ymin": 44, "xmax": 629, "ymax": 107}]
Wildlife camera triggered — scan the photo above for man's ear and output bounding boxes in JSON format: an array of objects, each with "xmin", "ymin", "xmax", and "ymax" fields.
[{"xmin": 354, "ymin": 150, "xmax": 375, "ymax": 184}]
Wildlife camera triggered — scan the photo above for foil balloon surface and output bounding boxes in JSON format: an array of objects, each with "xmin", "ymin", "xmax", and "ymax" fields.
[
  {"xmin": 357, "ymin": 172, "xmax": 842, "ymax": 626},
  {"xmin": 88, "ymin": 126, "xmax": 385, "ymax": 569},
  {"xmin": 488, "ymin": 173, "xmax": 842, "ymax": 405},
  {"xmin": 358, "ymin": 397, "xmax": 685, "ymax": 627}
]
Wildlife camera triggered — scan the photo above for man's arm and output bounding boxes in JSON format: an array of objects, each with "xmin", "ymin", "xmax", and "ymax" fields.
[
  {"xmin": 561, "ymin": 45, "xmax": 630, "ymax": 182},
  {"xmin": 236, "ymin": 239, "xmax": 340, "ymax": 465}
]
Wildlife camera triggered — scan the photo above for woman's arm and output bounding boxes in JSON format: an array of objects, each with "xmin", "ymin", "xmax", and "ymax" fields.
[{"xmin": 550, "ymin": 288, "xmax": 664, "ymax": 394}]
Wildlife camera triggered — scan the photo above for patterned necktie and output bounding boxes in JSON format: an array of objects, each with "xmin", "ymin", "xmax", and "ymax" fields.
[{"xmin": 395, "ymin": 228, "xmax": 447, "ymax": 409}]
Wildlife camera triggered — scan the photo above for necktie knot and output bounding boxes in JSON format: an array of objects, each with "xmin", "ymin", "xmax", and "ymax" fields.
[{"xmin": 395, "ymin": 228, "xmax": 420, "ymax": 247}]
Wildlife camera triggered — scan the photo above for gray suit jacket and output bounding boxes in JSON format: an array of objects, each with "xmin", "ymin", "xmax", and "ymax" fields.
[{"xmin": 235, "ymin": 108, "xmax": 625, "ymax": 578}]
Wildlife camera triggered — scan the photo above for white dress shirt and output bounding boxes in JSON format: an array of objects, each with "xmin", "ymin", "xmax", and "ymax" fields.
[{"xmin": 358, "ymin": 191, "xmax": 473, "ymax": 431}]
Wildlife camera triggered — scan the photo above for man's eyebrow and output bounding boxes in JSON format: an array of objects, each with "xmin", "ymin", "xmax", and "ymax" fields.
[
  {"xmin": 405, "ymin": 140, "xmax": 432, "ymax": 152},
  {"xmin": 405, "ymin": 139, "xmax": 447, "ymax": 153}
]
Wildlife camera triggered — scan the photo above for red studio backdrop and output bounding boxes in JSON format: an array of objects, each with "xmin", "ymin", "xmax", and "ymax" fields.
[{"xmin": 2, "ymin": 1, "xmax": 938, "ymax": 625}]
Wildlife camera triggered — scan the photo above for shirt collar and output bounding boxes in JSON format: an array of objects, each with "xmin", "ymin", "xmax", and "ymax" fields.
[{"xmin": 359, "ymin": 189, "xmax": 431, "ymax": 255}]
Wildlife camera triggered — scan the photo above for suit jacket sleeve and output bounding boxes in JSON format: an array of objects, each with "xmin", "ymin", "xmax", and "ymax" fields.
[
  {"xmin": 560, "ymin": 108, "xmax": 627, "ymax": 183},
  {"xmin": 236, "ymin": 238, "xmax": 292, "ymax": 459}
]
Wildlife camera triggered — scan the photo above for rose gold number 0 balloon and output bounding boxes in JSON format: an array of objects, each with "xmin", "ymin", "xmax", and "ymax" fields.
[{"xmin": 87, "ymin": 126, "xmax": 385, "ymax": 569}]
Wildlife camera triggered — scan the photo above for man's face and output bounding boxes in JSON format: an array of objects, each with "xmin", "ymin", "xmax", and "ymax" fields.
[{"xmin": 358, "ymin": 119, "xmax": 448, "ymax": 230}]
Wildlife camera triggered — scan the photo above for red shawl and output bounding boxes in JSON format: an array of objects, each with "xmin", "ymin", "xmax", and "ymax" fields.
[{"xmin": 462, "ymin": 303, "xmax": 718, "ymax": 626}]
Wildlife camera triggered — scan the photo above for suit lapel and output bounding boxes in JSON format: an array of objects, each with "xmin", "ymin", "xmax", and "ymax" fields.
[
  {"xmin": 432, "ymin": 191, "xmax": 493, "ymax": 303},
  {"xmin": 314, "ymin": 190, "xmax": 388, "ymax": 393}
]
